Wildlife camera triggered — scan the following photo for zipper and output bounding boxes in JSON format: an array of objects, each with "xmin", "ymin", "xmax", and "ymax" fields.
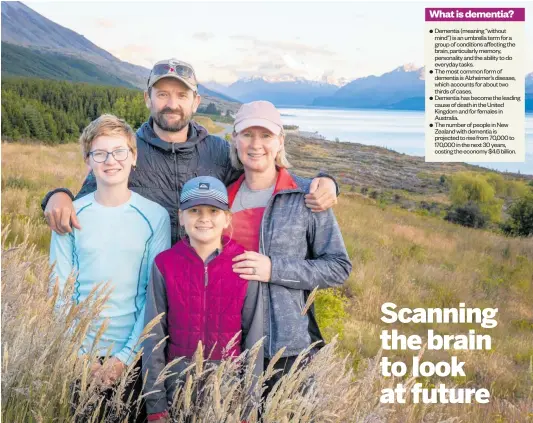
[
  {"xmin": 203, "ymin": 265, "xmax": 208, "ymax": 350},
  {"xmin": 259, "ymin": 194, "xmax": 273, "ymax": 358},
  {"xmin": 260, "ymin": 187, "xmax": 302, "ymax": 357},
  {"xmin": 260, "ymin": 191, "xmax": 282, "ymax": 358},
  {"xmin": 171, "ymin": 142, "xmax": 180, "ymax": 240}
]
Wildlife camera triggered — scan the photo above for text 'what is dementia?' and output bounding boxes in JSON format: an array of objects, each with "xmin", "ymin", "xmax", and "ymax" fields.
[
  {"xmin": 378, "ymin": 302, "xmax": 498, "ymax": 404},
  {"xmin": 424, "ymin": 8, "xmax": 525, "ymax": 163}
]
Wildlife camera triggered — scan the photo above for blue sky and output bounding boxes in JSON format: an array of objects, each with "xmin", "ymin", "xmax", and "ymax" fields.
[{"xmin": 27, "ymin": 1, "xmax": 533, "ymax": 85}]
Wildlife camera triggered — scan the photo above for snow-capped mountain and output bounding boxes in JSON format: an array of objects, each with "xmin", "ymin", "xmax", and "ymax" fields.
[
  {"xmin": 313, "ymin": 64, "xmax": 426, "ymax": 109},
  {"xmin": 204, "ymin": 76, "xmax": 339, "ymax": 106}
]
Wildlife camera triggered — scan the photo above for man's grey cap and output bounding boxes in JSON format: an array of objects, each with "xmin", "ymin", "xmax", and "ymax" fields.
[{"xmin": 147, "ymin": 58, "xmax": 198, "ymax": 92}]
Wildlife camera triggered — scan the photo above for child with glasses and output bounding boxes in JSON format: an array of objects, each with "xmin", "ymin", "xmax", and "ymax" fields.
[
  {"xmin": 49, "ymin": 114, "xmax": 170, "ymax": 423},
  {"xmin": 142, "ymin": 176, "xmax": 257, "ymax": 423}
]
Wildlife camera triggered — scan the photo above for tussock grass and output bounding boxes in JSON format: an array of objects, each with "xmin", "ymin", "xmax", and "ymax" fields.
[
  {"xmin": 2, "ymin": 143, "xmax": 533, "ymax": 421},
  {"xmin": 1, "ymin": 232, "xmax": 361, "ymax": 422}
]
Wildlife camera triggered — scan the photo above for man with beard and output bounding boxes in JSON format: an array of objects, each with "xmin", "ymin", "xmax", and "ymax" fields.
[{"xmin": 42, "ymin": 58, "xmax": 339, "ymax": 244}]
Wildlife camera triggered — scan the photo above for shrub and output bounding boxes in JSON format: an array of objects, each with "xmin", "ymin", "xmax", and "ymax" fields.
[
  {"xmin": 449, "ymin": 172, "xmax": 495, "ymax": 204},
  {"xmin": 501, "ymin": 195, "xmax": 533, "ymax": 237},
  {"xmin": 448, "ymin": 172, "xmax": 503, "ymax": 222},
  {"xmin": 315, "ymin": 289, "xmax": 348, "ymax": 340},
  {"xmin": 369, "ymin": 190, "xmax": 379, "ymax": 200},
  {"xmin": 486, "ymin": 173, "xmax": 529, "ymax": 199},
  {"xmin": 204, "ymin": 102, "xmax": 219, "ymax": 115},
  {"xmin": 445, "ymin": 201, "xmax": 487, "ymax": 228}
]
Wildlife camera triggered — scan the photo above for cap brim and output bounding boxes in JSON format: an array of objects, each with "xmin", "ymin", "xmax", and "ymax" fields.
[
  {"xmin": 180, "ymin": 198, "xmax": 228, "ymax": 211},
  {"xmin": 149, "ymin": 74, "xmax": 197, "ymax": 92},
  {"xmin": 234, "ymin": 118, "xmax": 282, "ymax": 135}
]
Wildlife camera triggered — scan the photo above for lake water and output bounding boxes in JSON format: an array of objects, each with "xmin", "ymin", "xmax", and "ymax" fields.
[{"xmin": 278, "ymin": 107, "xmax": 533, "ymax": 175}]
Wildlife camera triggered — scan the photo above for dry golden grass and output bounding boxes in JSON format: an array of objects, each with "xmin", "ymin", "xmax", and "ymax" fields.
[
  {"xmin": 2, "ymin": 143, "xmax": 533, "ymax": 422},
  {"xmin": 193, "ymin": 116, "xmax": 224, "ymax": 135},
  {"xmin": 1, "ymin": 231, "xmax": 363, "ymax": 422},
  {"xmin": 2, "ymin": 143, "xmax": 88, "ymax": 251},
  {"xmin": 298, "ymin": 144, "xmax": 330, "ymax": 158},
  {"xmin": 334, "ymin": 192, "xmax": 533, "ymax": 403}
]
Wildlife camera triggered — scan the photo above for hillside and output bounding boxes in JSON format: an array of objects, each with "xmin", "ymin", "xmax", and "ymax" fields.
[
  {"xmin": 1, "ymin": 42, "xmax": 136, "ymax": 88},
  {"xmin": 285, "ymin": 133, "xmax": 532, "ymax": 194},
  {"xmin": 1, "ymin": 1, "xmax": 148, "ymax": 88}
]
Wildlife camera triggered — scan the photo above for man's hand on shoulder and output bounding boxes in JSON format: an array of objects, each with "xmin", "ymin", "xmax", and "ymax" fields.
[
  {"xmin": 304, "ymin": 177, "xmax": 338, "ymax": 212},
  {"xmin": 44, "ymin": 192, "xmax": 81, "ymax": 234}
]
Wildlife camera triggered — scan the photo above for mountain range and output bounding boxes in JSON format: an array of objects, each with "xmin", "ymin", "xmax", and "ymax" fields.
[
  {"xmin": 205, "ymin": 77, "xmax": 338, "ymax": 107},
  {"xmin": 209, "ymin": 67, "xmax": 533, "ymax": 111},
  {"xmin": 205, "ymin": 69, "xmax": 423, "ymax": 109},
  {"xmin": 2, "ymin": 2, "xmax": 532, "ymax": 112},
  {"xmin": 313, "ymin": 64, "xmax": 425, "ymax": 109}
]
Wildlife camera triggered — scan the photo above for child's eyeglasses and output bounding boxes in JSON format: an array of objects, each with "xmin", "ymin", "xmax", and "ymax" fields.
[{"xmin": 88, "ymin": 148, "xmax": 130, "ymax": 163}]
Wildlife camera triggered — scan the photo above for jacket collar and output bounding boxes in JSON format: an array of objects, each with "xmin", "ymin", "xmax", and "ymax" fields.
[
  {"xmin": 228, "ymin": 167, "xmax": 300, "ymax": 208},
  {"xmin": 176, "ymin": 235, "xmax": 238, "ymax": 261}
]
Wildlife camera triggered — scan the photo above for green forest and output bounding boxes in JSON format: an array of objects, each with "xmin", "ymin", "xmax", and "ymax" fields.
[
  {"xmin": 1, "ymin": 77, "xmax": 231, "ymax": 143},
  {"xmin": 1, "ymin": 77, "xmax": 149, "ymax": 143}
]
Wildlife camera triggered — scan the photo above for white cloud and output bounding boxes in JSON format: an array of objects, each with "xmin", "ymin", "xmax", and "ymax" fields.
[
  {"xmin": 93, "ymin": 18, "xmax": 114, "ymax": 29},
  {"xmin": 193, "ymin": 32, "xmax": 214, "ymax": 41},
  {"xmin": 230, "ymin": 35, "xmax": 335, "ymax": 57},
  {"xmin": 109, "ymin": 45, "xmax": 157, "ymax": 69}
]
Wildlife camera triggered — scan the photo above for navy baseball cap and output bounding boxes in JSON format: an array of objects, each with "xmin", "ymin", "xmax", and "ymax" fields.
[{"xmin": 180, "ymin": 176, "xmax": 229, "ymax": 211}]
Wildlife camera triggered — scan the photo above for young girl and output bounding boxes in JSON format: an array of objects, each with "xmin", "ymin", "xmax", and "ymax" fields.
[
  {"xmin": 49, "ymin": 114, "xmax": 171, "ymax": 423},
  {"xmin": 143, "ymin": 176, "xmax": 255, "ymax": 422}
]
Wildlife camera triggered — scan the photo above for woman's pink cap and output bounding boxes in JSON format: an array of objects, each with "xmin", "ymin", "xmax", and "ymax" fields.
[{"xmin": 234, "ymin": 101, "xmax": 283, "ymax": 135}]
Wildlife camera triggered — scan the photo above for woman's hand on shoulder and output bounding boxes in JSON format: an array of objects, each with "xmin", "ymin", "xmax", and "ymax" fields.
[{"xmin": 232, "ymin": 251, "xmax": 271, "ymax": 282}]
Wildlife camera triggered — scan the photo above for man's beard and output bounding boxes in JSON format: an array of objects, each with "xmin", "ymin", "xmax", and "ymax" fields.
[{"xmin": 152, "ymin": 107, "xmax": 192, "ymax": 132}]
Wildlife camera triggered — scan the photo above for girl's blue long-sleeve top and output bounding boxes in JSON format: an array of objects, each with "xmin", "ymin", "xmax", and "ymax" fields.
[{"xmin": 49, "ymin": 191, "xmax": 171, "ymax": 365}]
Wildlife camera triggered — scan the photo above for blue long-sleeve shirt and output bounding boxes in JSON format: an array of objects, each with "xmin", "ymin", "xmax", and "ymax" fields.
[{"xmin": 49, "ymin": 191, "xmax": 171, "ymax": 365}]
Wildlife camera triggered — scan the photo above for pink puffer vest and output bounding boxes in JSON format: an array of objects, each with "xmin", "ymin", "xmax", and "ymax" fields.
[{"xmin": 154, "ymin": 237, "xmax": 248, "ymax": 360}]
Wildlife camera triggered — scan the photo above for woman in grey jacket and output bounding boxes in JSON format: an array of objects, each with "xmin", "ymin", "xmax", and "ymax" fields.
[{"xmin": 229, "ymin": 100, "xmax": 352, "ymax": 389}]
